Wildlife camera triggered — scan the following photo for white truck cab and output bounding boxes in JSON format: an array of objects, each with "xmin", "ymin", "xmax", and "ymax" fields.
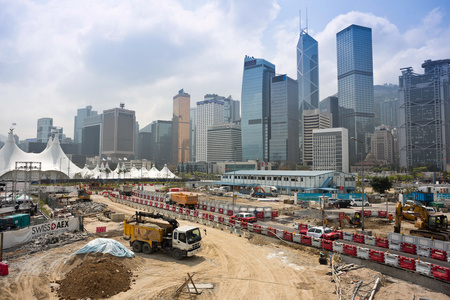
[{"xmin": 172, "ymin": 225, "xmax": 203, "ymax": 259}]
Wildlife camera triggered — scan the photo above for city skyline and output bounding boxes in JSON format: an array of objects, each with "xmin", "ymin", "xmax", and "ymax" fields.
[{"xmin": 1, "ymin": 1, "xmax": 450, "ymax": 139}]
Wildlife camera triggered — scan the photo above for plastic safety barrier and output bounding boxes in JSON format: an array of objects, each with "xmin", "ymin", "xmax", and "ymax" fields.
[
  {"xmin": 401, "ymin": 242, "xmax": 417, "ymax": 255},
  {"xmin": 343, "ymin": 244, "xmax": 357, "ymax": 256},
  {"xmin": 284, "ymin": 231, "xmax": 293, "ymax": 241},
  {"xmin": 227, "ymin": 210, "xmax": 233, "ymax": 216},
  {"xmin": 293, "ymin": 233, "xmax": 301, "ymax": 243},
  {"xmin": 378, "ymin": 211, "xmax": 387, "ymax": 218},
  {"xmin": 432, "ymin": 265, "xmax": 450, "ymax": 281},
  {"xmin": 218, "ymin": 208, "xmax": 224, "ymax": 214},
  {"xmin": 254, "ymin": 224, "xmax": 262, "ymax": 234},
  {"xmin": 194, "ymin": 211, "xmax": 199, "ymax": 217},
  {"xmin": 268, "ymin": 227, "xmax": 277, "ymax": 237},
  {"xmin": 322, "ymin": 239, "xmax": 333, "ymax": 251},
  {"xmin": 369, "ymin": 250, "xmax": 385, "ymax": 263},
  {"xmin": 365, "ymin": 235, "xmax": 376, "ymax": 246},
  {"xmin": 343, "ymin": 232, "xmax": 353, "ymax": 241},
  {"xmin": 209, "ymin": 214, "xmax": 215, "ymax": 222},
  {"xmin": 210, "ymin": 206, "xmax": 215, "ymax": 212},
  {"xmin": 398, "ymin": 256, "xmax": 415, "ymax": 271},
  {"xmin": 353, "ymin": 234, "xmax": 365, "ymax": 244},
  {"xmin": 261, "ymin": 226, "xmax": 268, "ymax": 235},
  {"xmin": 385, "ymin": 253, "xmax": 399, "ymax": 267},
  {"xmin": 376, "ymin": 237, "xmax": 389, "ymax": 248},
  {"xmin": 336, "ymin": 230, "xmax": 343, "ymax": 240},
  {"xmin": 312, "ymin": 237, "xmax": 321, "ymax": 248},
  {"xmin": 431, "ymin": 249, "xmax": 447, "ymax": 261},
  {"xmin": 356, "ymin": 246, "xmax": 369, "ymax": 259},
  {"xmin": 0, "ymin": 262, "xmax": 9, "ymax": 276},
  {"xmin": 218, "ymin": 216, "xmax": 224, "ymax": 224},
  {"xmin": 272, "ymin": 211, "xmax": 278, "ymax": 218},
  {"xmin": 416, "ymin": 260, "xmax": 432, "ymax": 276},
  {"xmin": 301, "ymin": 235, "xmax": 312, "ymax": 245},
  {"xmin": 333, "ymin": 242, "xmax": 344, "ymax": 254},
  {"xmin": 389, "ymin": 240, "xmax": 401, "ymax": 251},
  {"xmin": 240, "ymin": 222, "xmax": 248, "ymax": 230},
  {"xmin": 256, "ymin": 212, "xmax": 264, "ymax": 219}
]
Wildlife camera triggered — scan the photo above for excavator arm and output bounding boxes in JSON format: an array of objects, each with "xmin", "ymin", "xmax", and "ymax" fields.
[{"xmin": 135, "ymin": 211, "xmax": 179, "ymax": 229}]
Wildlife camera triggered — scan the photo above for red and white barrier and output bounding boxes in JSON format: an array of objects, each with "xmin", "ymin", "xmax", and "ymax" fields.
[
  {"xmin": 398, "ymin": 256, "xmax": 415, "ymax": 271},
  {"xmin": 365, "ymin": 235, "xmax": 376, "ymax": 246},
  {"xmin": 344, "ymin": 244, "xmax": 357, "ymax": 256},
  {"xmin": 357, "ymin": 246, "xmax": 369, "ymax": 260},
  {"xmin": 311, "ymin": 237, "xmax": 321, "ymax": 248},
  {"xmin": 333, "ymin": 242, "xmax": 344, "ymax": 254},
  {"xmin": 385, "ymin": 253, "xmax": 399, "ymax": 267},
  {"xmin": 343, "ymin": 231, "xmax": 353, "ymax": 241},
  {"xmin": 416, "ymin": 260, "xmax": 432, "ymax": 276},
  {"xmin": 432, "ymin": 265, "xmax": 450, "ymax": 282},
  {"xmin": 369, "ymin": 250, "xmax": 385, "ymax": 263}
]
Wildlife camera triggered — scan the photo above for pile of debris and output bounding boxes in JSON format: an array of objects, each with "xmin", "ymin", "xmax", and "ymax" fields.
[
  {"xmin": 68, "ymin": 202, "xmax": 108, "ymax": 215},
  {"xmin": 56, "ymin": 255, "xmax": 133, "ymax": 299},
  {"xmin": 17, "ymin": 231, "xmax": 91, "ymax": 255}
]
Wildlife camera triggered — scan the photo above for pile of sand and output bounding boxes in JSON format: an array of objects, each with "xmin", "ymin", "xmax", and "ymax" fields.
[{"xmin": 57, "ymin": 255, "xmax": 133, "ymax": 299}]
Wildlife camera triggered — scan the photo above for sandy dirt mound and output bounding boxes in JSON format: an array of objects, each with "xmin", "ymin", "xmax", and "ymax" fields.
[{"xmin": 56, "ymin": 255, "xmax": 133, "ymax": 299}]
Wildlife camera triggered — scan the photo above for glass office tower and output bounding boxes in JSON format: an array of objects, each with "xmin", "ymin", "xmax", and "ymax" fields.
[
  {"xmin": 241, "ymin": 55, "xmax": 275, "ymax": 162},
  {"xmin": 337, "ymin": 24, "xmax": 374, "ymax": 165},
  {"xmin": 270, "ymin": 74, "xmax": 299, "ymax": 163},
  {"xmin": 297, "ymin": 29, "xmax": 319, "ymax": 164}
]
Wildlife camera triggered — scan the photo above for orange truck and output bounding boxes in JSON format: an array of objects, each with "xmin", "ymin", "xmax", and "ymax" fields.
[{"xmin": 164, "ymin": 192, "xmax": 198, "ymax": 209}]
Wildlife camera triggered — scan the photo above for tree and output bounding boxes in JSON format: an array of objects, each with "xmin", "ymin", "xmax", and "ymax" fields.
[{"xmin": 370, "ymin": 176, "xmax": 393, "ymax": 194}]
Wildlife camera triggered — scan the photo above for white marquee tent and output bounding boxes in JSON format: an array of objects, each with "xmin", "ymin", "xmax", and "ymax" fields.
[{"xmin": 0, "ymin": 130, "xmax": 178, "ymax": 180}]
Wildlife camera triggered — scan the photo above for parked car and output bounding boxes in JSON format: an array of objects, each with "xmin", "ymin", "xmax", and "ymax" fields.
[
  {"xmin": 350, "ymin": 199, "xmax": 370, "ymax": 207},
  {"xmin": 331, "ymin": 199, "xmax": 352, "ymax": 208},
  {"xmin": 306, "ymin": 226, "xmax": 340, "ymax": 240},
  {"xmin": 231, "ymin": 212, "xmax": 257, "ymax": 223}
]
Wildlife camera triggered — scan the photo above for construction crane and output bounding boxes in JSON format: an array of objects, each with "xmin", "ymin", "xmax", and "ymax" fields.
[{"xmin": 394, "ymin": 202, "xmax": 449, "ymax": 241}]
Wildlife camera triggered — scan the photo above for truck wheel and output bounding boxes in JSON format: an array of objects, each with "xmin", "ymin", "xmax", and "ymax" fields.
[
  {"xmin": 132, "ymin": 241, "xmax": 142, "ymax": 252},
  {"xmin": 172, "ymin": 249, "xmax": 183, "ymax": 260},
  {"xmin": 142, "ymin": 243, "xmax": 153, "ymax": 254}
]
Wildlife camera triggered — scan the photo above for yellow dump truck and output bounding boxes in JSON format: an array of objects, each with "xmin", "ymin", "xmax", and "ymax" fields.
[
  {"xmin": 164, "ymin": 192, "xmax": 198, "ymax": 209},
  {"xmin": 124, "ymin": 211, "xmax": 202, "ymax": 259}
]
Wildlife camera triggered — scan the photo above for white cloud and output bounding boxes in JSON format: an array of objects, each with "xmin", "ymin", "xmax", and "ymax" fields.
[{"xmin": 0, "ymin": 1, "xmax": 449, "ymax": 141}]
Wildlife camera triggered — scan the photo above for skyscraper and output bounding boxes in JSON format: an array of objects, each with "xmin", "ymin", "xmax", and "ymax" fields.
[
  {"xmin": 398, "ymin": 59, "xmax": 450, "ymax": 171},
  {"xmin": 371, "ymin": 125, "xmax": 394, "ymax": 165},
  {"xmin": 297, "ymin": 27, "xmax": 319, "ymax": 164},
  {"xmin": 82, "ymin": 114, "xmax": 102, "ymax": 156},
  {"xmin": 37, "ymin": 118, "xmax": 64, "ymax": 143},
  {"xmin": 207, "ymin": 123, "xmax": 242, "ymax": 162},
  {"xmin": 223, "ymin": 96, "xmax": 240, "ymax": 123},
  {"xmin": 172, "ymin": 89, "xmax": 190, "ymax": 164},
  {"xmin": 313, "ymin": 127, "xmax": 349, "ymax": 173},
  {"xmin": 269, "ymin": 74, "xmax": 299, "ymax": 163},
  {"xmin": 190, "ymin": 108, "xmax": 197, "ymax": 162},
  {"xmin": 150, "ymin": 120, "xmax": 173, "ymax": 167},
  {"xmin": 74, "ymin": 106, "xmax": 97, "ymax": 144},
  {"xmin": 302, "ymin": 109, "xmax": 331, "ymax": 166},
  {"xmin": 102, "ymin": 105, "xmax": 135, "ymax": 159},
  {"xmin": 337, "ymin": 24, "xmax": 374, "ymax": 165},
  {"xmin": 241, "ymin": 55, "xmax": 275, "ymax": 162},
  {"xmin": 196, "ymin": 95, "xmax": 224, "ymax": 162}
]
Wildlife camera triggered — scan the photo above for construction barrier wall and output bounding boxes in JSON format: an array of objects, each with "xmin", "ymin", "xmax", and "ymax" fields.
[{"xmin": 108, "ymin": 192, "xmax": 450, "ymax": 284}]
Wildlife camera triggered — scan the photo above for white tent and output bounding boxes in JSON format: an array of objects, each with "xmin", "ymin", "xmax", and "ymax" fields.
[{"xmin": 0, "ymin": 130, "xmax": 82, "ymax": 180}]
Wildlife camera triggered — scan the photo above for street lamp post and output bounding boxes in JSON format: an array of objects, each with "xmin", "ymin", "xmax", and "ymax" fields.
[
  {"xmin": 232, "ymin": 147, "xmax": 237, "ymax": 214},
  {"xmin": 351, "ymin": 137, "xmax": 365, "ymax": 232}
]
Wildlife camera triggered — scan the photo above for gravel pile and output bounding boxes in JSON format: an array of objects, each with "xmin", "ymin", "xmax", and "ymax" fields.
[{"xmin": 69, "ymin": 202, "xmax": 108, "ymax": 214}]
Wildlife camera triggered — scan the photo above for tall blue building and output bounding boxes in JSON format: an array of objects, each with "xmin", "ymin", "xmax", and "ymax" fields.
[
  {"xmin": 270, "ymin": 74, "xmax": 299, "ymax": 163},
  {"xmin": 336, "ymin": 24, "xmax": 374, "ymax": 164},
  {"xmin": 297, "ymin": 28, "xmax": 319, "ymax": 164},
  {"xmin": 241, "ymin": 55, "xmax": 275, "ymax": 162}
]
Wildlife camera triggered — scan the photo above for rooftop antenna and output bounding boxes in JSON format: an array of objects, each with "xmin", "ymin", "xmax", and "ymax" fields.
[
  {"xmin": 306, "ymin": 7, "xmax": 308, "ymax": 33},
  {"xmin": 120, "ymin": 103, "xmax": 125, "ymax": 109}
]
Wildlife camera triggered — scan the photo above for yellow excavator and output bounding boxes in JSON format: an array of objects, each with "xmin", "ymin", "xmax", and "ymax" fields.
[
  {"xmin": 77, "ymin": 184, "xmax": 91, "ymax": 201},
  {"xmin": 394, "ymin": 202, "xmax": 449, "ymax": 241}
]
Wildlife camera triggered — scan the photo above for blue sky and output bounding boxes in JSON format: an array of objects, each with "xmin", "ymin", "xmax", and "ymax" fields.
[{"xmin": 1, "ymin": 0, "xmax": 449, "ymax": 139}]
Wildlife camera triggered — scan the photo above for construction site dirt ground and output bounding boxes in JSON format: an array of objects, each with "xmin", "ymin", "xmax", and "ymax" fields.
[{"xmin": 0, "ymin": 195, "xmax": 448, "ymax": 300}]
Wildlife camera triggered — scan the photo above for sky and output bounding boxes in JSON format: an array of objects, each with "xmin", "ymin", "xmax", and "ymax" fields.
[{"xmin": 1, "ymin": 0, "xmax": 450, "ymax": 140}]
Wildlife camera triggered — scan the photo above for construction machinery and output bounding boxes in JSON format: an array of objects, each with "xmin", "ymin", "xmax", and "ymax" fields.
[
  {"xmin": 344, "ymin": 212, "xmax": 361, "ymax": 226},
  {"xmin": 394, "ymin": 202, "xmax": 449, "ymax": 241},
  {"xmin": 251, "ymin": 186, "xmax": 278, "ymax": 198},
  {"xmin": 123, "ymin": 211, "xmax": 202, "ymax": 260},
  {"xmin": 119, "ymin": 185, "xmax": 133, "ymax": 196},
  {"xmin": 77, "ymin": 184, "xmax": 91, "ymax": 201},
  {"xmin": 164, "ymin": 192, "xmax": 198, "ymax": 209}
]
